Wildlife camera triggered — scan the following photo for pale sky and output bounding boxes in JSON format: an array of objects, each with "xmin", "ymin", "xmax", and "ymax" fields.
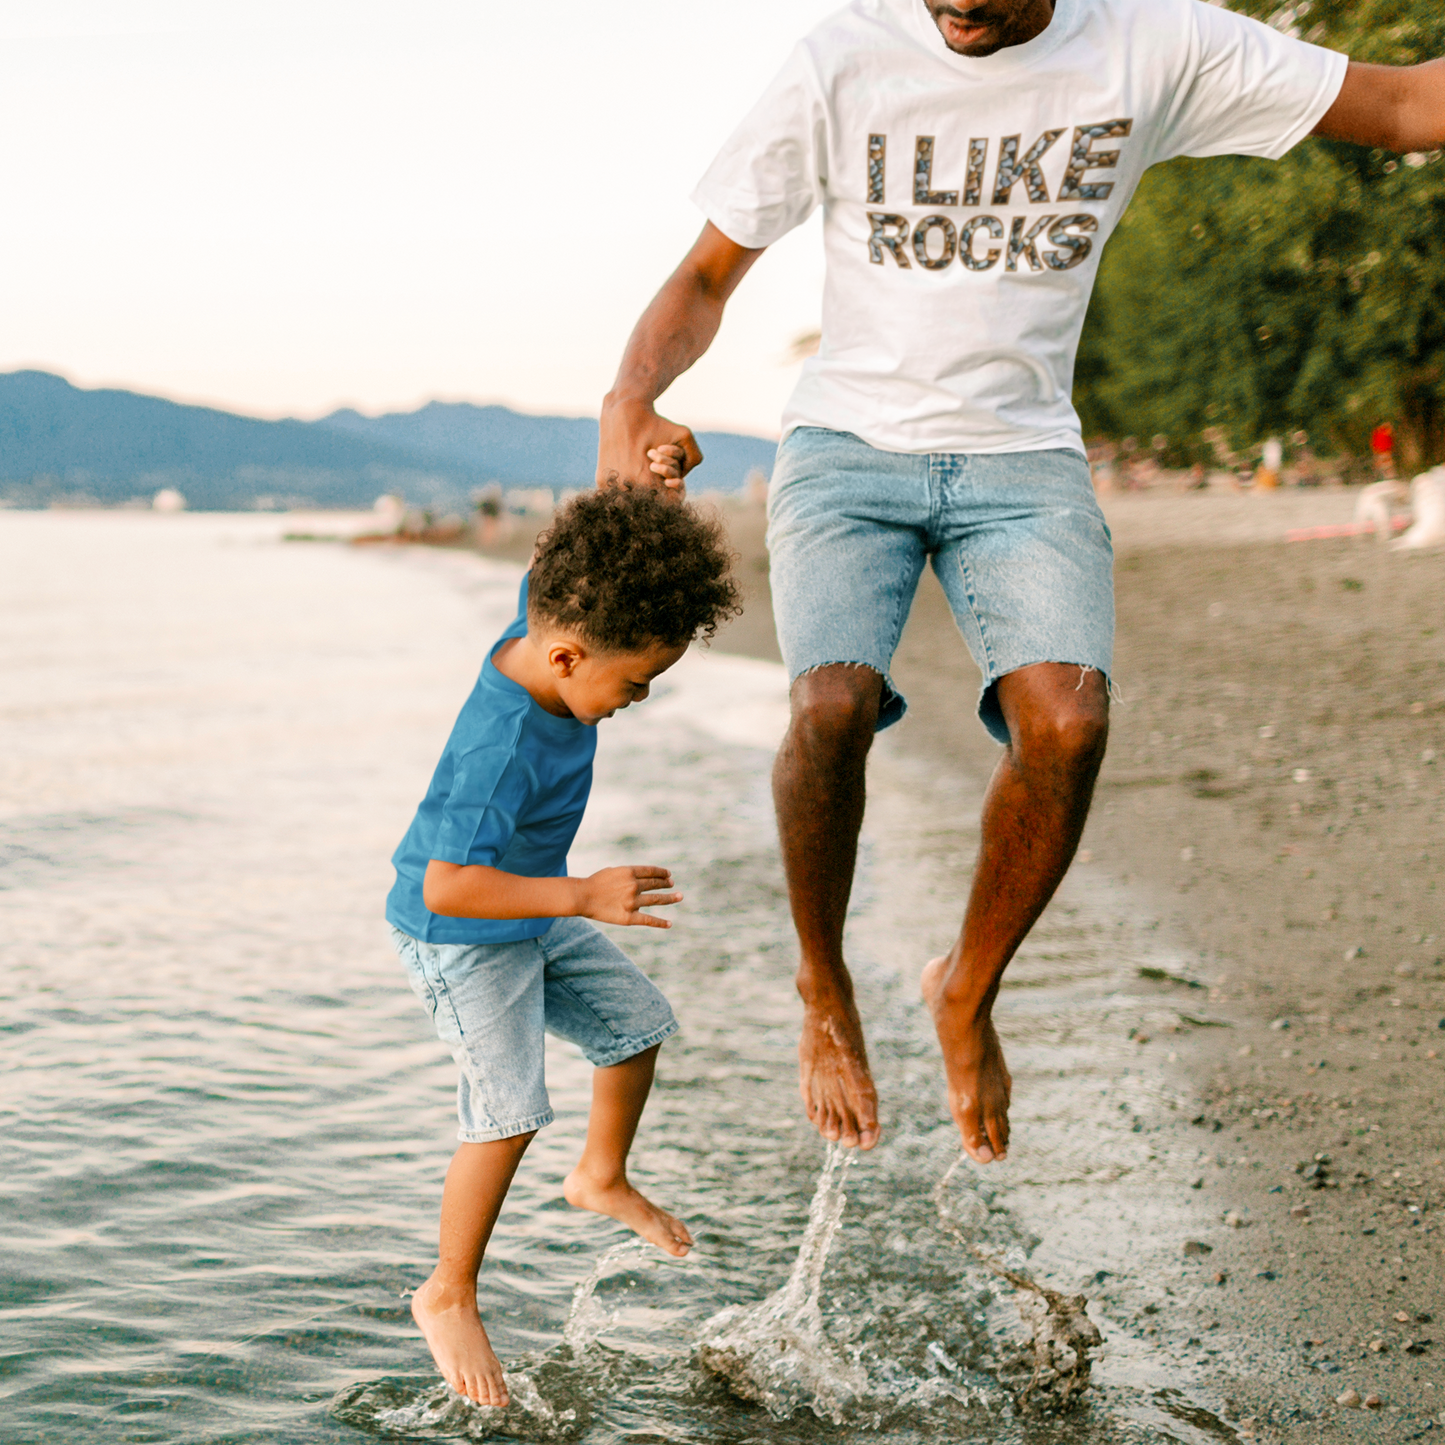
[{"xmin": 0, "ymin": 1, "xmax": 840, "ymax": 434}]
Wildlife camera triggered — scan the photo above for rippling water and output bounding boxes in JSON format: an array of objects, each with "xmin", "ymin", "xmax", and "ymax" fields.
[{"xmin": 2, "ymin": 514, "xmax": 1245, "ymax": 1444}]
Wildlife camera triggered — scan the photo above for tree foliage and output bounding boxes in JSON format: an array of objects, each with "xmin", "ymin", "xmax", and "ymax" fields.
[{"xmin": 1075, "ymin": 0, "xmax": 1445, "ymax": 467}]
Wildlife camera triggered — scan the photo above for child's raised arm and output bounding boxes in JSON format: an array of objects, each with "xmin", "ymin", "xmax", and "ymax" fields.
[{"xmin": 423, "ymin": 860, "xmax": 682, "ymax": 929}]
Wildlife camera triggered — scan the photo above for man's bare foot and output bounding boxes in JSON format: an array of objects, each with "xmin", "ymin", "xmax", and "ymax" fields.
[
  {"xmin": 798, "ymin": 991, "xmax": 880, "ymax": 1149},
  {"xmin": 411, "ymin": 1272, "xmax": 510, "ymax": 1407},
  {"xmin": 563, "ymin": 1167, "xmax": 693, "ymax": 1257},
  {"xmin": 921, "ymin": 955, "xmax": 1012, "ymax": 1163}
]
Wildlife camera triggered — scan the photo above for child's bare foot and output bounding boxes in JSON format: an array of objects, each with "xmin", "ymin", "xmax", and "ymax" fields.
[
  {"xmin": 921, "ymin": 954, "xmax": 1012, "ymax": 1164},
  {"xmin": 411, "ymin": 1272, "xmax": 510, "ymax": 1407},
  {"xmin": 563, "ymin": 1167, "xmax": 694, "ymax": 1257}
]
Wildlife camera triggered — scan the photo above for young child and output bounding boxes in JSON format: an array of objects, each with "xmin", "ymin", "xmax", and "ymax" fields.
[{"xmin": 386, "ymin": 484, "xmax": 739, "ymax": 1408}]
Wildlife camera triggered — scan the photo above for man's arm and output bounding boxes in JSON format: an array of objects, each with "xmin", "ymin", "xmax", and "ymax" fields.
[
  {"xmin": 597, "ymin": 222, "xmax": 765, "ymax": 492},
  {"xmin": 1313, "ymin": 59, "xmax": 1445, "ymax": 151}
]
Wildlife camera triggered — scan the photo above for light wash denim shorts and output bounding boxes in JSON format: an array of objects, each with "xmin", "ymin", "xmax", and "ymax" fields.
[
  {"xmin": 766, "ymin": 427, "xmax": 1114, "ymax": 745},
  {"xmin": 391, "ymin": 917, "xmax": 678, "ymax": 1143}
]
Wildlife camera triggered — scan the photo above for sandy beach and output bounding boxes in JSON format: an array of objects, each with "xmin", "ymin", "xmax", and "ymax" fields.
[{"xmin": 695, "ymin": 485, "xmax": 1445, "ymax": 1439}]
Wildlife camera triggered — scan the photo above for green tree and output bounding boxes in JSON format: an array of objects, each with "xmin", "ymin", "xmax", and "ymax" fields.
[{"xmin": 1077, "ymin": 0, "xmax": 1445, "ymax": 468}]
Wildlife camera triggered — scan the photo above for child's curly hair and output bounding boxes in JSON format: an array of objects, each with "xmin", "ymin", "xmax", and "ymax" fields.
[{"xmin": 528, "ymin": 484, "xmax": 742, "ymax": 652}]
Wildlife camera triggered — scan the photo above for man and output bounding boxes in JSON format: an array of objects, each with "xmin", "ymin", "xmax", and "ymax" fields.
[{"xmin": 595, "ymin": 0, "xmax": 1445, "ymax": 1163}]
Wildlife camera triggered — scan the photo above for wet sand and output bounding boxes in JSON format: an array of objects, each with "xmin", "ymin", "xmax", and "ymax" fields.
[{"xmin": 697, "ymin": 490, "xmax": 1445, "ymax": 1440}]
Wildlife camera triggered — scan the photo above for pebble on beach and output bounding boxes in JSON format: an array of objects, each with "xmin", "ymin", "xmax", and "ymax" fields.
[
  {"xmin": 1183, "ymin": 1240, "xmax": 1213, "ymax": 1256},
  {"xmin": 1336, "ymin": 1388, "xmax": 1362, "ymax": 1408}
]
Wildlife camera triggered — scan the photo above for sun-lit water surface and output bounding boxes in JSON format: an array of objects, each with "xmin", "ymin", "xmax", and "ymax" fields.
[{"xmin": 1, "ymin": 513, "xmax": 1245, "ymax": 1444}]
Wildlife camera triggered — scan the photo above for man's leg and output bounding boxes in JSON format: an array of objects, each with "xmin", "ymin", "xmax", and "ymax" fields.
[
  {"xmin": 772, "ymin": 664, "xmax": 884, "ymax": 1150},
  {"xmin": 921, "ymin": 662, "xmax": 1109, "ymax": 1162}
]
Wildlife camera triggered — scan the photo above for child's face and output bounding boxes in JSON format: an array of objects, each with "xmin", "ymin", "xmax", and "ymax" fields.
[{"xmin": 548, "ymin": 637, "xmax": 689, "ymax": 725}]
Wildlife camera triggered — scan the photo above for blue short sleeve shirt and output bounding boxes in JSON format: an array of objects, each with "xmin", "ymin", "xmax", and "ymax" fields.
[{"xmin": 385, "ymin": 576, "xmax": 597, "ymax": 944}]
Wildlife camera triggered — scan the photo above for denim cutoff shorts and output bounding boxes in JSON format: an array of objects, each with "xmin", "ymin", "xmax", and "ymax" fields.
[
  {"xmin": 766, "ymin": 427, "xmax": 1115, "ymax": 745},
  {"xmin": 391, "ymin": 916, "xmax": 678, "ymax": 1143}
]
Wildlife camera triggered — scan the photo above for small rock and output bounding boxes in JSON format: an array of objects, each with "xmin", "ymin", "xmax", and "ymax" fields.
[
  {"xmin": 1346, "ymin": 946, "xmax": 1364, "ymax": 961},
  {"xmin": 1212, "ymin": 1271, "xmax": 1228, "ymax": 1285},
  {"xmin": 1180, "ymin": 846, "xmax": 1195, "ymax": 862},
  {"xmin": 1290, "ymin": 1204, "xmax": 1311, "ymax": 1219},
  {"xmin": 1224, "ymin": 1211, "xmax": 1248, "ymax": 1228},
  {"xmin": 1183, "ymin": 1239, "xmax": 1213, "ymax": 1256},
  {"xmin": 1336, "ymin": 1388, "xmax": 1362, "ymax": 1408},
  {"xmin": 1270, "ymin": 1017, "xmax": 1291, "ymax": 1030},
  {"xmin": 1405, "ymin": 1339, "xmax": 1431, "ymax": 1355},
  {"xmin": 1293, "ymin": 767, "xmax": 1311, "ymax": 783},
  {"xmin": 1190, "ymin": 1176, "xmax": 1204, "ymax": 1189},
  {"xmin": 1395, "ymin": 1311, "xmax": 1411, "ymax": 1323},
  {"xmin": 1368, "ymin": 1338, "xmax": 1387, "ymax": 1353},
  {"xmin": 1364, "ymin": 1394, "xmax": 1382, "ymax": 1409},
  {"xmin": 1396, "ymin": 963, "xmax": 1417, "ymax": 977},
  {"xmin": 1237, "ymin": 1045, "xmax": 1253, "ymax": 1057}
]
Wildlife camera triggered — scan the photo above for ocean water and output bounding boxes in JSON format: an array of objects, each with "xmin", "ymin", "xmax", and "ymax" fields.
[{"xmin": 2, "ymin": 513, "xmax": 1246, "ymax": 1444}]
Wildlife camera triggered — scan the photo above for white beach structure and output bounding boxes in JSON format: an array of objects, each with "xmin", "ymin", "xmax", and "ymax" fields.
[
  {"xmin": 1393, "ymin": 468, "xmax": 1445, "ymax": 550},
  {"xmin": 1353, "ymin": 479, "xmax": 1406, "ymax": 542}
]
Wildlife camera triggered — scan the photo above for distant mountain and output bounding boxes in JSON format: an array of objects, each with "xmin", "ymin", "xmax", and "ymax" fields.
[
  {"xmin": 0, "ymin": 370, "xmax": 777, "ymax": 510},
  {"xmin": 316, "ymin": 400, "xmax": 777, "ymax": 495}
]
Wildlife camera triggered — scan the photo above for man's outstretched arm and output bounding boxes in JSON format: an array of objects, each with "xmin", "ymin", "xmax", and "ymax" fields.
[
  {"xmin": 1314, "ymin": 59, "xmax": 1445, "ymax": 151},
  {"xmin": 598, "ymin": 222, "xmax": 765, "ymax": 493}
]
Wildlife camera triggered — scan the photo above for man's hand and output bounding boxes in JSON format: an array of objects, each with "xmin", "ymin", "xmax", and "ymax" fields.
[
  {"xmin": 575, "ymin": 865, "xmax": 682, "ymax": 928},
  {"xmin": 596, "ymin": 222, "xmax": 765, "ymax": 497},
  {"xmin": 597, "ymin": 396, "xmax": 701, "ymax": 495}
]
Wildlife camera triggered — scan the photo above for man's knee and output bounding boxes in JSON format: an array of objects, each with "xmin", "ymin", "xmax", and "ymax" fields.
[
  {"xmin": 788, "ymin": 665, "xmax": 882, "ymax": 751},
  {"xmin": 1003, "ymin": 668, "xmax": 1109, "ymax": 774},
  {"xmin": 1017, "ymin": 699, "xmax": 1108, "ymax": 773}
]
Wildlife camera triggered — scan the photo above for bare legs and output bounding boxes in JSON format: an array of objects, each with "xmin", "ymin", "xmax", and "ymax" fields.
[
  {"xmin": 921, "ymin": 665, "xmax": 1108, "ymax": 1161},
  {"xmin": 414, "ymin": 1046, "xmax": 690, "ymax": 1406},
  {"xmin": 411, "ymin": 1133, "xmax": 534, "ymax": 1407},
  {"xmin": 773, "ymin": 667, "xmax": 883, "ymax": 1150},
  {"xmin": 563, "ymin": 1044, "xmax": 694, "ymax": 1255},
  {"xmin": 773, "ymin": 662, "xmax": 1108, "ymax": 1159}
]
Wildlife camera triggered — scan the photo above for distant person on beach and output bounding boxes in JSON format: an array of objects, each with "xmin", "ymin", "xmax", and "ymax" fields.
[
  {"xmin": 597, "ymin": 0, "xmax": 1445, "ymax": 1162},
  {"xmin": 385, "ymin": 488, "xmax": 738, "ymax": 1405}
]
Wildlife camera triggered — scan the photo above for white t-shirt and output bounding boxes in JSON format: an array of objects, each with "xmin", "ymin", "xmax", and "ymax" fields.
[{"xmin": 692, "ymin": 0, "xmax": 1347, "ymax": 456}]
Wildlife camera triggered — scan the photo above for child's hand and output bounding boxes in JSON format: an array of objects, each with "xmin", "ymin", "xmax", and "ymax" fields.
[
  {"xmin": 646, "ymin": 444, "xmax": 687, "ymax": 484},
  {"xmin": 577, "ymin": 866, "xmax": 682, "ymax": 928}
]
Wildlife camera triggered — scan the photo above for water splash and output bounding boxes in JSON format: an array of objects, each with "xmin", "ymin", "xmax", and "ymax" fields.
[
  {"xmin": 934, "ymin": 1153, "xmax": 1102, "ymax": 1414},
  {"xmin": 695, "ymin": 1143, "xmax": 868, "ymax": 1423},
  {"xmin": 562, "ymin": 1236, "xmax": 656, "ymax": 1355},
  {"xmin": 334, "ymin": 1366, "xmax": 587, "ymax": 1443}
]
